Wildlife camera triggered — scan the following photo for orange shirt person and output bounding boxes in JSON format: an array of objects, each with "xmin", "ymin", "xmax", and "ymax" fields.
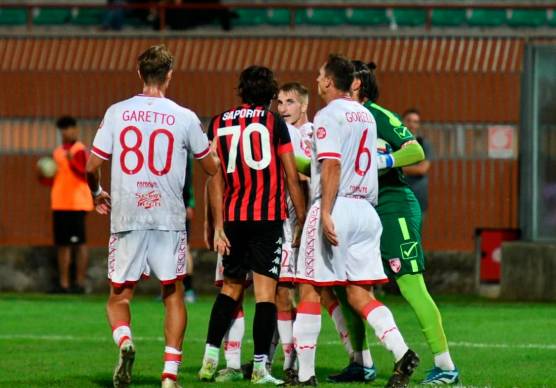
[{"xmin": 50, "ymin": 116, "xmax": 93, "ymax": 293}]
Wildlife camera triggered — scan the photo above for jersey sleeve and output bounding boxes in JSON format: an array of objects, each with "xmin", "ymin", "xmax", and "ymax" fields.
[
  {"xmin": 186, "ymin": 112, "xmax": 211, "ymax": 160},
  {"xmin": 91, "ymin": 107, "xmax": 115, "ymax": 160},
  {"xmin": 275, "ymin": 115, "xmax": 293, "ymax": 155},
  {"xmin": 371, "ymin": 103, "xmax": 416, "ymax": 152},
  {"xmin": 313, "ymin": 111, "xmax": 342, "ymax": 161}
]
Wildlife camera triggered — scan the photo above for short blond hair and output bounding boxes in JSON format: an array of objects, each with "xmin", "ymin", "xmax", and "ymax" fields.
[
  {"xmin": 138, "ymin": 45, "xmax": 174, "ymax": 85},
  {"xmin": 279, "ymin": 82, "xmax": 309, "ymax": 105}
]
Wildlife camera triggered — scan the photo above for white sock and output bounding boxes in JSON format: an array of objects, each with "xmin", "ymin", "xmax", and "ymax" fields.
[
  {"xmin": 162, "ymin": 346, "xmax": 182, "ymax": 381},
  {"xmin": 327, "ymin": 302, "xmax": 354, "ymax": 358},
  {"xmin": 293, "ymin": 302, "xmax": 321, "ymax": 383},
  {"xmin": 112, "ymin": 322, "xmax": 132, "ymax": 348},
  {"xmin": 203, "ymin": 343, "xmax": 220, "ymax": 364},
  {"xmin": 353, "ymin": 349, "xmax": 374, "ymax": 368},
  {"xmin": 223, "ymin": 308, "xmax": 245, "ymax": 370},
  {"xmin": 277, "ymin": 309, "xmax": 296, "ymax": 370},
  {"xmin": 267, "ymin": 326, "xmax": 280, "ymax": 367},
  {"xmin": 434, "ymin": 351, "xmax": 456, "ymax": 371},
  {"xmin": 254, "ymin": 353, "xmax": 268, "ymax": 370},
  {"xmin": 363, "ymin": 301, "xmax": 408, "ymax": 362}
]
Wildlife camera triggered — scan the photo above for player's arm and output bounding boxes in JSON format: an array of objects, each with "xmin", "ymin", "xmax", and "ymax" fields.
[
  {"xmin": 87, "ymin": 108, "xmax": 113, "ymax": 215},
  {"xmin": 320, "ymin": 158, "xmax": 340, "ymax": 246},
  {"xmin": 381, "ymin": 140, "xmax": 425, "ymax": 169},
  {"xmin": 207, "ymin": 168, "xmax": 230, "ymax": 255},
  {"xmin": 203, "ymin": 177, "xmax": 214, "ymax": 250},
  {"xmin": 402, "ymin": 158, "xmax": 430, "ymax": 176},
  {"xmin": 86, "ymin": 154, "xmax": 111, "ymax": 215},
  {"xmin": 280, "ymin": 151, "xmax": 306, "ymax": 247}
]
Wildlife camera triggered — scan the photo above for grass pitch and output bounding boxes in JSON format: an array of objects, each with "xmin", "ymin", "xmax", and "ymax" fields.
[{"xmin": 0, "ymin": 293, "xmax": 554, "ymax": 388}]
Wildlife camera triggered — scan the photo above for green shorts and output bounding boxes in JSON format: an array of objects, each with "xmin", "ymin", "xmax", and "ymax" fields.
[{"xmin": 379, "ymin": 212, "xmax": 425, "ymax": 278}]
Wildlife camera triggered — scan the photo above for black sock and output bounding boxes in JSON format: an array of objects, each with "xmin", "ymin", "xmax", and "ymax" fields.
[
  {"xmin": 253, "ymin": 302, "xmax": 277, "ymax": 357},
  {"xmin": 206, "ymin": 293, "xmax": 238, "ymax": 347},
  {"xmin": 183, "ymin": 275, "xmax": 193, "ymax": 291}
]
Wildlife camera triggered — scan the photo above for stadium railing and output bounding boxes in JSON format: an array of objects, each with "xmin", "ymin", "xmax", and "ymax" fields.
[{"xmin": 0, "ymin": 2, "xmax": 556, "ymax": 31}]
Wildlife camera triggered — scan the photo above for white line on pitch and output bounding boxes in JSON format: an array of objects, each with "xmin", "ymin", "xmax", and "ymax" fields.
[{"xmin": 0, "ymin": 334, "xmax": 555, "ymax": 350}]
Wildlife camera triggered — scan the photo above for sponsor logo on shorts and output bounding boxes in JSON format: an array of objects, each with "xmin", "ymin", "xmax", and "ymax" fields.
[
  {"xmin": 135, "ymin": 190, "xmax": 161, "ymax": 209},
  {"xmin": 108, "ymin": 234, "xmax": 118, "ymax": 277},
  {"xmin": 316, "ymin": 127, "xmax": 327, "ymax": 139},
  {"xmin": 176, "ymin": 231, "xmax": 187, "ymax": 275},
  {"xmin": 389, "ymin": 258, "xmax": 402, "ymax": 273},
  {"xmin": 303, "ymin": 205, "xmax": 320, "ymax": 278}
]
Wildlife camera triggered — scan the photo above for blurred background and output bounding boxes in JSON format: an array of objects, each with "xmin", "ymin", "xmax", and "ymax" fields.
[{"xmin": 0, "ymin": 0, "xmax": 554, "ymax": 300}]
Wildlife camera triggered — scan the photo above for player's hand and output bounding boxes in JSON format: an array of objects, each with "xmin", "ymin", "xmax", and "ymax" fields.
[
  {"xmin": 94, "ymin": 191, "xmax": 111, "ymax": 215},
  {"xmin": 204, "ymin": 221, "xmax": 214, "ymax": 250},
  {"xmin": 213, "ymin": 228, "xmax": 231, "ymax": 256},
  {"xmin": 321, "ymin": 212, "xmax": 338, "ymax": 246}
]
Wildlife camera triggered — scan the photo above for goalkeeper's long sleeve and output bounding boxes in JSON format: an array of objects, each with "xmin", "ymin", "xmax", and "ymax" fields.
[{"xmin": 389, "ymin": 142, "xmax": 425, "ymax": 168}]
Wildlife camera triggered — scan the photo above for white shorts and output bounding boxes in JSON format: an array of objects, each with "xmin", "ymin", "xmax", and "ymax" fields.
[
  {"xmin": 214, "ymin": 253, "xmax": 252, "ymax": 287},
  {"xmin": 279, "ymin": 216, "xmax": 297, "ymax": 283},
  {"xmin": 108, "ymin": 230, "xmax": 187, "ymax": 287},
  {"xmin": 295, "ymin": 198, "xmax": 388, "ymax": 286}
]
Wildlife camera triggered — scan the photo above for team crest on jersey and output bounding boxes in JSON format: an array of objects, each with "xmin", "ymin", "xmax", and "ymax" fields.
[
  {"xmin": 389, "ymin": 258, "xmax": 402, "ymax": 273},
  {"xmin": 316, "ymin": 127, "xmax": 327, "ymax": 139}
]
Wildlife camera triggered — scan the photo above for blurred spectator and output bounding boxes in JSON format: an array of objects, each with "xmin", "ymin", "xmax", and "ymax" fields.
[
  {"xmin": 164, "ymin": 0, "xmax": 233, "ymax": 31},
  {"xmin": 182, "ymin": 154, "xmax": 196, "ymax": 302},
  {"xmin": 103, "ymin": 0, "xmax": 125, "ymax": 30},
  {"xmin": 402, "ymin": 108, "xmax": 432, "ymax": 217},
  {"xmin": 49, "ymin": 116, "xmax": 94, "ymax": 293}
]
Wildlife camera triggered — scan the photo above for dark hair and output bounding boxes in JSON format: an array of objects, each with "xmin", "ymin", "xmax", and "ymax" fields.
[
  {"xmin": 324, "ymin": 53, "xmax": 354, "ymax": 93},
  {"xmin": 238, "ymin": 65, "xmax": 278, "ymax": 105},
  {"xmin": 279, "ymin": 82, "xmax": 309, "ymax": 104},
  {"xmin": 402, "ymin": 107, "xmax": 421, "ymax": 118},
  {"xmin": 352, "ymin": 60, "xmax": 379, "ymax": 103},
  {"xmin": 137, "ymin": 45, "xmax": 174, "ymax": 86},
  {"xmin": 56, "ymin": 115, "xmax": 77, "ymax": 130}
]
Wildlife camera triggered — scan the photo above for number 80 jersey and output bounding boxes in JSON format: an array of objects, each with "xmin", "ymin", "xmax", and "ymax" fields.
[
  {"xmin": 311, "ymin": 97, "xmax": 379, "ymax": 206},
  {"xmin": 208, "ymin": 104, "xmax": 293, "ymax": 222},
  {"xmin": 92, "ymin": 95, "xmax": 210, "ymax": 233}
]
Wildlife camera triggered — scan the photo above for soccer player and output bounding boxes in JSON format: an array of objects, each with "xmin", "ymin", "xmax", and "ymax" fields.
[
  {"xmin": 199, "ymin": 65, "xmax": 306, "ymax": 385},
  {"xmin": 86, "ymin": 45, "xmax": 219, "ymax": 388},
  {"xmin": 274, "ymin": 82, "xmax": 313, "ymax": 382},
  {"xmin": 330, "ymin": 61, "xmax": 459, "ymax": 385},
  {"xmin": 293, "ymin": 54, "xmax": 419, "ymax": 387}
]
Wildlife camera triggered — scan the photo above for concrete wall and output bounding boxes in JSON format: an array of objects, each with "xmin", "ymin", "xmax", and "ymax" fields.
[
  {"xmin": 0, "ymin": 246, "xmax": 476, "ymax": 295},
  {"xmin": 500, "ymin": 241, "xmax": 556, "ymax": 301}
]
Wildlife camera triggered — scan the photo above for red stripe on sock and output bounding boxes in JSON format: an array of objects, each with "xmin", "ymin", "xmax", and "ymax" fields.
[
  {"xmin": 361, "ymin": 300, "xmax": 384, "ymax": 319},
  {"xmin": 326, "ymin": 301, "xmax": 339, "ymax": 316},
  {"xmin": 277, "ymin": 310, "xmax": 295, "ymax": 321},
  {"xmin": 111, "ymin": 321, "xmax": 130, "ymax": 331},
  {"xmin": 161, "ymin": 373, "xmax": 177, "ymax": 381},
  {"xmin": 164, "ymin": 353, "xmax": 182, "ymax": 362},
  {"xmin": 380, "ymin": 327, "xmax": 399, "ymax": 341},
  {"xmin": 118, "ymin": 336, "xmax": 130, "ymax": 348},
  {"xmin": 297, "ymin": 301, "xmax": 321, "ymax": 315}
]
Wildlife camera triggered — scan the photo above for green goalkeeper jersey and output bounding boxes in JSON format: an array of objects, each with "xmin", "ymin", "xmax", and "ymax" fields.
[{"xmin": 364, "ymin": 101, "xmax": 421, "ymax": 216}]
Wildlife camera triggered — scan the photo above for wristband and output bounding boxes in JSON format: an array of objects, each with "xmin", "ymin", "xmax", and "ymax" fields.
[
  {"xmin": 92, "ymin": 185, "xmax": 103, "ymax": 197},
  {"xmin": 377, "ymin": 153, "xmax": 395, "ymax": 170}
]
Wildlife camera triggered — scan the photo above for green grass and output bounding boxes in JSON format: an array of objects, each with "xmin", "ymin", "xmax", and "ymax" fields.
[{"xmin": 0, "ymin": 293, "xmax": 554, "ymax": 387}]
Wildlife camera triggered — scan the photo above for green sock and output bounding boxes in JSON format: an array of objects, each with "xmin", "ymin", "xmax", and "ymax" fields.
[
  {"xmin": 334, "ymin": 286, "xmax": 368, "ymax": 352},
  {"xmin": 396, "ymin": 273, "xmax": 449, "ymax": 355}
]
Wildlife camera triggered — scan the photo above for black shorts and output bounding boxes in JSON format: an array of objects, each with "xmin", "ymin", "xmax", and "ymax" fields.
[
  {"xmin": 53, "ymin": 211, "xmax": 87, "ymax": 245},
  {"xmin": 223, "ymin": 221, "xmax": 283, "ymax": 281}
]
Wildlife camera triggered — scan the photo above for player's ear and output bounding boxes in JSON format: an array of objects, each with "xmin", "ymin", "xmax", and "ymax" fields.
[
  {"xmin": 166, "ymin": 69, "xmax": 173, "ymax": 82},
  {"xmin": 137, "ymin": 67, "xmax": 143, "ymax": 82}
]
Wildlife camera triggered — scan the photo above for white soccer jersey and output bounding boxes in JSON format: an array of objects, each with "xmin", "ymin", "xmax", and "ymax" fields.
[
  {"xmin": 311, "ymin": 97, "xmax": 378, "ymax": 205},
  {"xmin": 92, "ymin": 95, "xmax": 210, "ymax": 233}
]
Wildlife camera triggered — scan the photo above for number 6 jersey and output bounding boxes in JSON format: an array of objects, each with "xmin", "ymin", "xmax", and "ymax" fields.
[
  {"xmin": 92, "ymin": 95, "xmax": 210, "ymax": 233},
  {"xmin": 207, "ymin": 103, "xmax": 293, "ymax": 222},
  {"xmin": 311, "ymin": 97, "xmax": 379, "ymax": 206}
]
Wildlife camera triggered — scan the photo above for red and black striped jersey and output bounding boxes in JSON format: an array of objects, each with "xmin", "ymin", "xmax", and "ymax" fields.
[{"xmin": 208, "ymin": 104, "xmax": 293, "ymax": 222}]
